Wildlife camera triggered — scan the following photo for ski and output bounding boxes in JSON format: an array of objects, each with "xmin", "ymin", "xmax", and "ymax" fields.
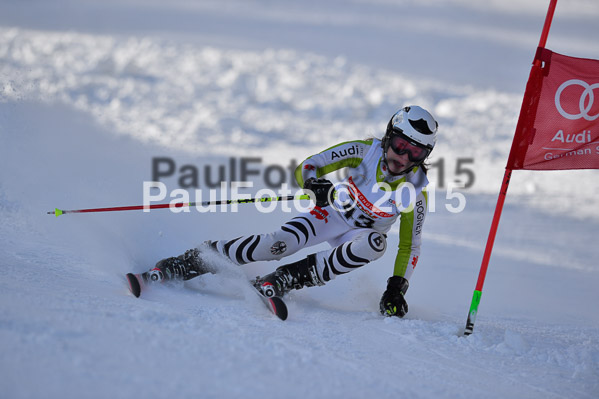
[
  {"xmin": 125, "ymin": 273, "xmax": 288, "ymax": 320},
  {"xmin": 126, "ymin": 273, "xmax": 143, "ymax": 298},
  {"xmin": 252, "ymin": 286, "xmax": 288, "ymax": 321}
]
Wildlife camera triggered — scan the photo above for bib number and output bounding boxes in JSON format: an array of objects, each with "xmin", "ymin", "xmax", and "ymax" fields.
[{"xmin": 341, "ymin": 201, "xmax": 374, "ymax": 229}]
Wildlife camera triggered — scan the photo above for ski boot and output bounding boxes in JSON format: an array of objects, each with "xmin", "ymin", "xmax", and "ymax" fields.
[
  {"xmin": 127, "ymin": 248, "xmax": 211, "ymax": 297},
  {"xmin": 254, "ymin": 254, "xmax": 324, "ymax": 298},
  {"xmin": 142, "ymin": 247, "xmax": 211, "ymax": 283}
]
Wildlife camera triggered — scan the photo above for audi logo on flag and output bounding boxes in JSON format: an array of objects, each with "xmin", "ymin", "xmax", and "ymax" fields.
[{"xmin": 554, "ymin": 79, "xmax": 599, "ymax": 121}]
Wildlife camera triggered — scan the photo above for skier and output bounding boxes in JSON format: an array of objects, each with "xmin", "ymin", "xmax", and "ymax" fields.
[{"xmin": 131, "ymin": 105, "xmax": 437, "ymax": 318}]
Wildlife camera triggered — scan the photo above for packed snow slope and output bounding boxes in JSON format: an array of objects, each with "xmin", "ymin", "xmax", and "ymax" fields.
[{"xmin": 1, "ymin": 1, "xmax": 598, "ymax": 398}]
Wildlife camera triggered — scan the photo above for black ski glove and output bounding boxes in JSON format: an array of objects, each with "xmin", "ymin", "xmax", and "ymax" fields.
[
  {"xmin": 379, "ymin": 276, "xmax": 409, "ymax": 318},
  {"xmin": 303, "ymin": 177, "xmax": 335, "ymax": 208}
]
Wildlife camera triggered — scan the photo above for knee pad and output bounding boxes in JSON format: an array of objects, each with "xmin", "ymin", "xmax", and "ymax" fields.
[
  {"xmin": 314, "ymin": 231, "xmax": 387, "ymax": 282},
  {"xmin": 363, "ymin": 231, "xmax": 387, "ymax": 260}
]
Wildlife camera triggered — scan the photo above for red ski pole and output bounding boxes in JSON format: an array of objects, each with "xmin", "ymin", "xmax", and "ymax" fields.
[{"xmin": 47, "ymin": 194, "xmax": 310, "ymax": 217}]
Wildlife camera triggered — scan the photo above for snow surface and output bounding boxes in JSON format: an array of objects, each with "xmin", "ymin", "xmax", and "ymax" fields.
[{"xmin": 1, "ymin": 1, "xmax": 598, "ymax": 398}]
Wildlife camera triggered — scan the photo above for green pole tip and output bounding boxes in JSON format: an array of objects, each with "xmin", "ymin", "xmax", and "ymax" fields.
[{"xmin": 55, "ymin": 208, "xmax": 63, "ymax": 217}]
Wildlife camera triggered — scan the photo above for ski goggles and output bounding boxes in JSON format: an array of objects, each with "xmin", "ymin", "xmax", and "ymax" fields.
[{"xmin": 388, "ymin": 132, "xmax": 431, "ymax": 162}]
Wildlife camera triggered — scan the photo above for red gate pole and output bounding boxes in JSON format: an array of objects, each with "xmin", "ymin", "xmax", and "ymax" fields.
[{"xmin": 463, "ymin": 0, "xmax": 558, "ymax": 335}]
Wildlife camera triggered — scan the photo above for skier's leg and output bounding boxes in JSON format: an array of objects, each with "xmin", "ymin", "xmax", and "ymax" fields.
[
  {"xmin": 315, "ymin": 229, "xmax": 387, "ymax": 282},
  {"xmin": 256, "ymin": 228, "xmax": 387, "ymax": 297},
  {"xmin": 142, "ymin": 207, "xmax": 340, "ymax": 284},
  {"xmin": 210, "ymin": 207, "xmax": 341, "ymax": 265}
]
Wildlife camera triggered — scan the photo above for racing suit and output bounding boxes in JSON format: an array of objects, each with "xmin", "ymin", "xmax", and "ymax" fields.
[{"xmin": 212, "ymin": 138, "xmax": 428, "ymax": 283}]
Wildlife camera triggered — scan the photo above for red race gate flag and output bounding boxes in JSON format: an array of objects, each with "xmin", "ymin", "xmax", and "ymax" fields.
[
  {"xmin": 464, "ymin": 0, "xmax": 599, "ymax": 336},
  {"xmin": 465, "ymin": 46, "xmax": 599, "ymax": 335},
  {"xmin": 508, "ymin": 48, "xmax": 599, "ymax": 170}
]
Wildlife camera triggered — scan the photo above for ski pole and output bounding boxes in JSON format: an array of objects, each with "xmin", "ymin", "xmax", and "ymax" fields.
[{"xmin": 47, "ymin": 194, "xmax": 311, "ymax": 217}]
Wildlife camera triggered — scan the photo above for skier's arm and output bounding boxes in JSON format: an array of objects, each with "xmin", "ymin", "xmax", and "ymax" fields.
[
  {"xmin": 294, "ymin": 140, "xmax": 372, "ymax": 187},
  {"xmin": 380, "ymin": 189, "xmax": 428, "ymax": 318},
  {"xmin": 393, "ymin": 189, "xmax": 428, "ymax": 281}
]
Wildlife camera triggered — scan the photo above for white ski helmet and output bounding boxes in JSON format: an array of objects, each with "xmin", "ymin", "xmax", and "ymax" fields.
[{"xmin": 382, "ymin": 105, "xmax": 438, "ymax": 162}]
